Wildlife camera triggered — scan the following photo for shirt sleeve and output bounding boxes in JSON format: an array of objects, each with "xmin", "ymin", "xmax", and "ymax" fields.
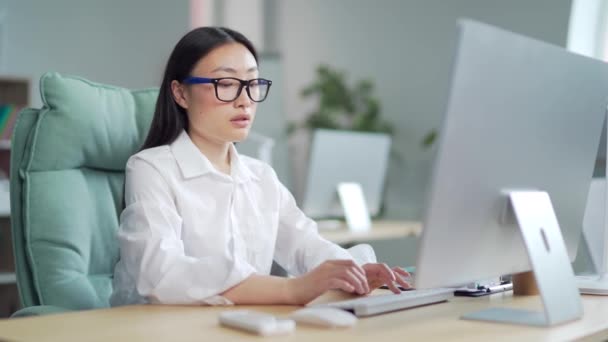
[
  {"xmin": 271, "ymin": 171, "xmax": 357, "ymax": 276},
  {"xmin": 116, "ymin": 156, "xmax": 256, "ymax": 305}
]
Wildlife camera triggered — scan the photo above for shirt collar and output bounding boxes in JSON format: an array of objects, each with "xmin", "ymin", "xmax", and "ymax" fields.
[
  {"xmin": 228, "ymin": 143, "xmax": 260, "ymax": 183},
  {"xmin": 171, "ymin": 130, "xmax": 259, "ymax": 183}
]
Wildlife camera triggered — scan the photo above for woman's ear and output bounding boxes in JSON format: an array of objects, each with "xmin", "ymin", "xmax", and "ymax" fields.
[{"xmin": 171, "ymin": 80, "xmax": 189, "ymax": 110}]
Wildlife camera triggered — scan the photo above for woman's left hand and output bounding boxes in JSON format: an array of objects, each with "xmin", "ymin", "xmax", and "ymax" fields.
[{"xmin": 362, "ymin": 263, "xmax": 412, "ymax": 294}]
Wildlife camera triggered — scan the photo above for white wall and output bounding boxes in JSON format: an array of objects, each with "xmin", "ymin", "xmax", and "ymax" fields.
[
  {"xmin": 0, "ymin": 1, "xmax": 576, "ymax": 268},
  {"xmin": 0, "ymin": 0, "xmax": 190, "ymax": 107},
  {"xmin": 0, "ymin": 0, "xmax": 294, "ymax": 187},
  {"xmin": 223, "ymin": 0, "xmax": 264, "ymax": 50},
  {"xmin": 281, "ymin": 0, "xmax": 573, "ymax": 220}
]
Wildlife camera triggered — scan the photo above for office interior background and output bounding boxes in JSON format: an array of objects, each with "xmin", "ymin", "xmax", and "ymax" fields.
[{"xmin": 0, "ymin": 0, "xmax": 606, "ymax": 282}]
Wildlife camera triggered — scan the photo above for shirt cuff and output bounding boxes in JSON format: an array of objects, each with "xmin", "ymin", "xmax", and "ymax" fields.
[
  {"xmin": 347, "ymin": 244, "xmax": 377, "ymax": 265},
  {"xmin": 202, "ymin": 295, "xmax": 235, "ymax": 306}
]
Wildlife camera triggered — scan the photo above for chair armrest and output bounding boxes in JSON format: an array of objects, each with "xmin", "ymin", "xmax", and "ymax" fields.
[{"xmin": 11, "ymin": 305, "xmax": 71, "ymax": 318}]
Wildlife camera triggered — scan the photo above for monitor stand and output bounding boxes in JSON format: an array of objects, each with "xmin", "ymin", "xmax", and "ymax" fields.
[
  {"xmin": 316, "ymin": 183, "xmax": 372, "ymax": 232},
  {"xmin": 337, "ymin": 182, "xmax": 371, "ymax": 232},
  {"xmin": 577, "ymin": 178, "xmax": 608, "ymax": 294},
  {"xmin": 462, "ymin": 191, "xmax": 583, "ymax": 326}
]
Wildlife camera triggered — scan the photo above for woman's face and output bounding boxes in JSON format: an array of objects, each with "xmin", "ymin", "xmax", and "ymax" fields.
[{"xmin": 173, "ymin": 43, "xmax": 259, "ymax": 144}]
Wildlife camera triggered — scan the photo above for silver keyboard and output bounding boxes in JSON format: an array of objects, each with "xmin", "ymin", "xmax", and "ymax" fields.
[{"xmin": 313, "ymin": 288, "xmax": 455, "ymax": 317}]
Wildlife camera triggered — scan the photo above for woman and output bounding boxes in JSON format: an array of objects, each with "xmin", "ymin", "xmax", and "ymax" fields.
[{"xmin": 111, "ymin": 27, "xmax": 410, "ymax": 306}]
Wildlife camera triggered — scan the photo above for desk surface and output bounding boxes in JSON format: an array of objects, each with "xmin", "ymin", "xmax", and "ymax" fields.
[
  {"xmin": 318, "ymin": 220, "xmax": 421, "ymax": 245},
  {"xmin": 2, "ymin": 290, "xmax": 608, "ymax": 342}
]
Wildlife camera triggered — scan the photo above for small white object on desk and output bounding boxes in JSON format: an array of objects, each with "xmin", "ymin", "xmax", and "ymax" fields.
[
  {"xmin": 218, "ymin": 310, "xmax": 295, "ymax": 336},
  {"xmin": 289, "ymin": 307, "xmax": 357, "ymax": 328},
  {"xmin": 0, "ymin": 140, "xmax": 10, "ymax": 150},
  {"xmin": 0, "ymin": 272, "xmax": 16, "ymax": 285},
  {"xmin": 0, "ymin": 178, "xmax": 9, "ymax": 217}
]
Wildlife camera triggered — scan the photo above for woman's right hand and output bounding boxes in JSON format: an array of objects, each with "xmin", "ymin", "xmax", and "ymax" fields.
[{"xmin": 287, "ymin": 259, "xmax": 370, "ymax": 305}]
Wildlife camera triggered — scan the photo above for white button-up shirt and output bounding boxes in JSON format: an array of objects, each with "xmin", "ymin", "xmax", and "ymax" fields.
[{"xmin": 110, "ymin": 131, "xmax": 365, "ymax": 306}]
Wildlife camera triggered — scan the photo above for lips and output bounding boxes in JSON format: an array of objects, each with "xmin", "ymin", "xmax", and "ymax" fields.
[
  {"xmin": 230, "ymin": 114, "xmax": 251, "ymax": 129},
  {"xmin": 230, "ymin": 114, "xmax": 251, "ymax": 122}
]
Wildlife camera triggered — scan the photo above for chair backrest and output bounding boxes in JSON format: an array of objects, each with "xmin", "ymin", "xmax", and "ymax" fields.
[{"xmin": 10, "ymin": 72, "xmax": 157, "ymax": 309}]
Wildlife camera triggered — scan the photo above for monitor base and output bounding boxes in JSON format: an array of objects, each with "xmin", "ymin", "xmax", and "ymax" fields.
[
  {"xmin": 462, "ymin": 191, "xmax": 583, "ymax": 326},
  {"xmin": 463, "ymin": 308, "xmax": 564, "ymax": 326},
  {"xmin": 577, "ymin": 274, "xmax": 608, "ymax": 295}
]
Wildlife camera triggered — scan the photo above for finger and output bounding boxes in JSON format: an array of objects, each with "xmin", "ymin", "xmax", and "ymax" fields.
[
  {"xmin": 354, "ymin": 269, "xmax": 370, "ymax": 293},
  {"xmin": 347, "ymin": 263, "xmax": 367, "ymax": 280},
  {"xmin": 364, "ymin": 264, "xmax": 399, "ymax": 293},
  {"xmin": 392, "ymin": 267, "xmax": 411, "ymax": 278},
  {"xmin": 374, "ymin": 263, "xmax": 397, "ymax": 283},
  {"xmin": 386, "ymin": 280, "xmax": 402, "ymax": 294},
  {"xmin": 392, "ymin": 267, "xmax": 413, "ymax": 289},
  {"xmin": 332, "ymin": 267, "xmax": 365, "ymax": 295},
  {"xmin": 362, "ymin": 263, "xmax": 378, "ymax": 278},
  {"xmin": 362, "ymin": 263, "xmax": 380, "ymax": 278},
  {"xmin": 349, "ymin": 266, "xmax": 370, "ymax": 293},
  {"xmin": 331, "ymin": 259, "xmax": 366, "ymax": 277},
  {"xmin": 342, "ymin": 269, "xmax": 366, "ymax": 295},
  {"xmin": 328, "ymin": 278, "xmax": 356, "ymax": 294},
  {"xmin": 394, "ymin": 274, "xmax": 412, "ymax": 289},
  {"xmin": 372, "ymin": 264, "xmax": 401, "ymax": 293}
]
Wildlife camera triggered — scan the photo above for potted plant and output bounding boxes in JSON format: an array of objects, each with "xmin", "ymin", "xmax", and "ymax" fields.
[
  {"xmin": 288, "ymin": 64, "xmax": 392, "ymax": 135},
  {"xmin": 288, "ymin": 65, "xmax": 395, "ymax": 219}
]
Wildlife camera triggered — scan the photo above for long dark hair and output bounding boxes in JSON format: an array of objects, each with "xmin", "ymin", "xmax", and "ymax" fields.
[{"xmin": 140, "ymin": 27, "xmax": 258, "ymax": 150}]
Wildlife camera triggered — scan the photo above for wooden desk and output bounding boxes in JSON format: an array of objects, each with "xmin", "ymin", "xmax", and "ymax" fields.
[
  {"xmin": 318, "ymin": 220, "xmax": 421, "ymax": 245},
  {"xmin": 2, "ymin": 291, "xmax": 608, "ymax": 341}
]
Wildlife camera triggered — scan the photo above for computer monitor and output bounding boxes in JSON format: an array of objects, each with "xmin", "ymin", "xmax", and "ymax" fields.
[
  {"xmin": 415, "ymin": 19, "xmax": 608, "ymax": 326},
  {"xmin": 302, "ymin": 129, "xmax": 391, "ymax": 219},
  {"xmin": 576, "ymin": 156, "xmax": 608, "ymax": 294}
]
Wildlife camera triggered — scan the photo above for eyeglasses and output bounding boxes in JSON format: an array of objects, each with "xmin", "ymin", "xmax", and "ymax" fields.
[{"xmin": 182, "ymin": 77, "xmax": 272, "ymax": 103}]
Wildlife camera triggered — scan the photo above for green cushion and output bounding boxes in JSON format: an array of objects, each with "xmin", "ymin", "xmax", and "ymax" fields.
[
  {"xmin": 10, "ymin": 108, "xmax": 41, "ymax": 310},
  {"xmin": 11, "ymin": 72, "xmax": 157, "ymax": 310},
  {"xmin": 11, "ymin": 305, "xmax": 71, "ymax": 318}
]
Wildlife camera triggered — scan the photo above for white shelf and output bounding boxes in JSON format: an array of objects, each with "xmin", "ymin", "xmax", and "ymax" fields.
[
  {"xmin": 0, "ymin": 140, "xmax": 10, "ymax": 150},
  {"xmin": 0, "ymin": 272, "xmax": 16, "ymax": 284}
]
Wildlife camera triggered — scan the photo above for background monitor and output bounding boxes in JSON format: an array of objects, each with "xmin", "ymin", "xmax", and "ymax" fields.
[
  {"xmin": 302, "ymin": 129, "xmax": 391, "ymax": 219},
  {"xmin": 415, "ymin": 19, "xmax": 608, "ymax": 290}
]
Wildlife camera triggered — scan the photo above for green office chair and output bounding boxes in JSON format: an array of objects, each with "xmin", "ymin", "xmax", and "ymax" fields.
[{"xmin": 10, "ymin": 72, "xmax": 157, "ymax": 316}]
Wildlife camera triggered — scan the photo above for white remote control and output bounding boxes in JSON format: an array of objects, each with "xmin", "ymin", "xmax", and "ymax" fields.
[{"xmin": 218, "ymin": 310, "xmax": 296, "ymax": 336}]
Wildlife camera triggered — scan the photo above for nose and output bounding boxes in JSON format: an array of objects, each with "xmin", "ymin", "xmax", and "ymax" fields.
[{"xmin": 233, "ymin": 85, "xmax": 253, "ymax": 108}]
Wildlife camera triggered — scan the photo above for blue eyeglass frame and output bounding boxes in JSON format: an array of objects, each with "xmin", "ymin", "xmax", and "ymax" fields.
[{"xmin": 181, "ymin": 76, "xmax": 273, "ymax": 102}]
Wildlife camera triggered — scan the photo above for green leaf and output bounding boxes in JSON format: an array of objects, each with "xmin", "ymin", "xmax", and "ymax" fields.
[
  {"xmin": 422, "ymin": 130, "xmax": 437, "ymax": 148},
  {"xmin": 294, "ymin": 64, "xmax": 392, "ymax": 136}
]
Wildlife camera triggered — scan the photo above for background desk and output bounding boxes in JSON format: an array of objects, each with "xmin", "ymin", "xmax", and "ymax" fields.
[
  {"xmin": 318, "ymin": 220, "xmax": 421, "ymax": 245},
  {"xmin": 317, "ymin": 220, "xmax": 422, "ymax": 269},
  {"xmin": 2, "ymin": 290, "xmax": 608, "ymax": 341}
]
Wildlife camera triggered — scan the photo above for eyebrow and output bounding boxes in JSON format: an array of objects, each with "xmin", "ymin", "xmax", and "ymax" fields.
[{"xmin": 211, "ymin": 66, "xmax": 258, "ymax": 73}]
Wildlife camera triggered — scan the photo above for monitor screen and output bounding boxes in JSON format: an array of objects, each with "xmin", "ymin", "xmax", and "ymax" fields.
[
  {"xmin": 302, "ymin": 129, "xmax": 391, "ymax": 219},
  {"xmin": 415, "ymin": 19, "xmax": 608, "ymax": 290}
]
